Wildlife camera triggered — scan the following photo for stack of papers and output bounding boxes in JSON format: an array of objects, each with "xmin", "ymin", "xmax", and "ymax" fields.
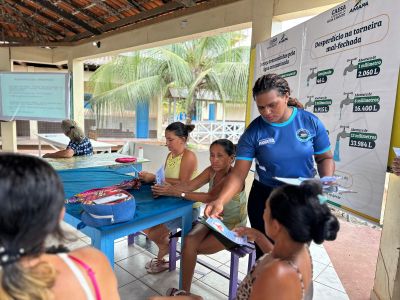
[
  {"xmin": 274, "ymin": 176, "xmax": 352, "ymax": 194},
  {"xmin": 201, "ymin": 217, "xmax": 247, "ymax": 249},
  {"xmin": 393, "ymin": 147, "xmax": 400, "ymax": 158},
  {"xmin": 155, "ymin": 166, "xmax": 165, "ymax": 185}
]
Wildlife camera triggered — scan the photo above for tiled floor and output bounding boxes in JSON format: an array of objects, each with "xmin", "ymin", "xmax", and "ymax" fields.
[{"xmin": 60, "ymin": 222, "xmax": 350, "ymax": 300}]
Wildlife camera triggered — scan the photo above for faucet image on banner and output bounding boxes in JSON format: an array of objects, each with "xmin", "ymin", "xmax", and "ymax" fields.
[
  {"xmin": 333, "ymin": 125, "xmax": 350, "ymax": 162},
  {"xmin": 339, "ymin": 92, "xmax": 354, "ymax": 120},
  {"xmin": 304, "ymin": 96, "xmax": 315, "ymax": 110},
  {"xmin": 307, "ymin": 67, "xmax": 317, "ymax": 86},
  {"xmin": 343, "ymin": 58, "xmax": 357, "ymax": 76}
]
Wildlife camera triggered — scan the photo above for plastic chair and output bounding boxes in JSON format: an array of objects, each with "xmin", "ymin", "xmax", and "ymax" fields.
[{"xmin": 169, "ymin": 231, "xmax": 256, "ymax": 300}]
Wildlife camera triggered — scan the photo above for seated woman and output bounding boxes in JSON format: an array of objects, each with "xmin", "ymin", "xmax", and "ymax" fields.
[
  {"xmin": 151, "ymin": 139, "xmax": 247, "ymax": 296},
  {"xmin": 0, "ymin": 154, "xmax": 119, "ymax": 300},
  {"xmin": 150, "ymin": 180, "xmax": 339, "ymax": 300},
  {"xmin": 138, "ymin": 122, "xmax": 199, "ymax": 274},
  {"xmin": 43, "ymin": 119, "xmax": 93, "ymax": 158}
]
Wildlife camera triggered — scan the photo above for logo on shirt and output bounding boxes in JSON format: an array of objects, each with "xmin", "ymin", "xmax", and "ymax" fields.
[
  {"xmin": 296, "ymin": 129, "xmax": 311, "ymax": 142},
  {"xmin": 258, "ymin": 138, "xmax": 275, "ymax": 146}
]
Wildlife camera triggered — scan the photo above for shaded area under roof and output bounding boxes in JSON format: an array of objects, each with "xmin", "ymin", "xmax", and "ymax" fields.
[{"xmin": 0, "ymin": 0, "xmax": 232, "ymax": 47}]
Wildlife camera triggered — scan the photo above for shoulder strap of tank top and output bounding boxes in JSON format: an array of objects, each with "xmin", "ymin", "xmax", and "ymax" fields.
[{"xmin": 58, "ymin": 253, "xmax": 96, "ymax": 300}]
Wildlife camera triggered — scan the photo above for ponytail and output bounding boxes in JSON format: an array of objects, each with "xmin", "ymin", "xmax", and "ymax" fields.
[
  {"xmin": 268, "ymin": 180, "xmax": 340, "ymax": 244},
  {"xmin": 288, "ymin": 97, "xmax": 304, "ymax": 109},
  {"xmin": 166, "ymin": 122, "xmax": 195, "ymax": 141},
  {"xmin": 0, "ymin": 261, "xmax": 57, "ymax": 300},
  {"xmin": 185, "ymin": 124, "xmax": 195, "ymax": 134}
]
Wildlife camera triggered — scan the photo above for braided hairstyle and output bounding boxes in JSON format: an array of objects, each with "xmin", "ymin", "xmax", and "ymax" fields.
[
  {"xmin": 253, "ymin": 74, "xmax": 303, "ymax": 109},
  {"xmin": 0, "ymin": 154, "xmax": 66, "ymax": 300},
  {"xmin": 268, "ymin": 180, "xmax": 340, "ymax": 244}
]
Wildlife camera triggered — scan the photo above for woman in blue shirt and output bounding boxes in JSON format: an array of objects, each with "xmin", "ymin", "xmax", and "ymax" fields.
[{"xmin": 205, "ymin": 74, "xmax": 335, "ymax": 258}]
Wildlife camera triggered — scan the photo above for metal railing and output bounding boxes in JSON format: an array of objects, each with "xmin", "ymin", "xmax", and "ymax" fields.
[{"xmin": 189, "ymin": 121, "xmax": 245, "ymax": 144}]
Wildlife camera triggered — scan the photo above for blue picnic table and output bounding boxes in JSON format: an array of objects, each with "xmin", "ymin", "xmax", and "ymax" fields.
[{"xmin": 47, "ymin": 153, "xmax": 193, "ymax": 287}]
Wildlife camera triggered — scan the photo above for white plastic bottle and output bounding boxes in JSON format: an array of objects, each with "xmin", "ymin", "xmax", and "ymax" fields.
[{"xmin": 138, "ymin": 146, "xmax": 144, "ymax": 160}]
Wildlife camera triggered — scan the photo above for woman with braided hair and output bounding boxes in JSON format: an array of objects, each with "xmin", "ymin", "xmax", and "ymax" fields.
[
  {"xmin": 0, "ymin": 154, "xmax": 119, "ymax": 300},
  {"xmin": 205, "ymin": 73, "xmax": 334, "ymax": 258}
]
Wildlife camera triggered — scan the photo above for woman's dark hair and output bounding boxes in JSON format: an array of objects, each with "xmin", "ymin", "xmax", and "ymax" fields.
[
  {"xmin": 288, "ymin": 97, "xmax": 304, "ymax": 109},
  {"xmin": 165, "ymin": 122, "xmax": 195, "ymax": 141},
  {"xmin": 268, "ymin": 180, "xmax": 339, "ymax": 244},
  {"xmin": 253, "ymin": 74, "xmax": 290, "ymax": 99},
  {"xmin": 210, "ymin": 139, "xmax": 236, "ymax": 157},
  {"xmin": 0, "ymin": 154, "xmax": 66, "ymax": 299}
]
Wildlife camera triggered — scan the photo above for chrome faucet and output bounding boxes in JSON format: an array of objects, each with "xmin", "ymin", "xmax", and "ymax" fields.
[
  {"xmin": 307, "ymin": 67, "xmax": 317, "ymax": 86},
  {"xmin": 340, "ymin": 92, "xmax": 354, "ymax": 109},
  {"xmin": 343, "ymin": 58, "xmax": 357, "ymax": 76},
  {"xmin": 339, "ymin": 92, "xmax": 354, "ymax": 120},
  {"xmin": 336, "ymin": 126, "xmax": 350, "ymax": 141},
  {"xmin": 304, "ymin": 96, "xmax": 314, "ymax": 110}
]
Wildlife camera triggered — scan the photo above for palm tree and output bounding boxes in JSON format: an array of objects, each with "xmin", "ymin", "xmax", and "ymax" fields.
[{"xmin": 89, "ymin": 31, "xmax": 250, "ymax": 125}]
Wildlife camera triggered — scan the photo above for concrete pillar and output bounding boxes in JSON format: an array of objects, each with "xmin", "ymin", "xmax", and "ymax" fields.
[
  {"xmin": 67, "ymin": 59, "xmax": 85, "ymax": 130},
  {"xmin": 29, "ymin": 120, "xmax": 38, "ymax": 139},
  {"xmin": 371, "ymin": 173, "xmax": 400, "ymax": 300},
  {"xmin": 251, "ymin": 0, "xmax": 274, "ymax": 47},
  {"xmin": 27, "ymin": 66, "xmax": 38, "ymax": 139},
  {"xmin": 156, "ymin": 95, "xmax": 163, "ymax": 140},
  {"xmin": 0, "ymin": 47, "xmax": 17, "ymax": 152}
]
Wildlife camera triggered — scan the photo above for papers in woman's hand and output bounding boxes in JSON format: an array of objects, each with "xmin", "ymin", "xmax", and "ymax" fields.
[
  {"xmin": 201, "ymin": 217, "xmax": 248, "ymax": 249},
  {"xmin": 155, "ymin": 166, "xmax": 165, "ymax": 185},
  {"xmin": 393, "ymin": 147, "xmax": 400, "ymax": 158},
  {"xmin": 274, "ymin": 176, "xmax": 352, "ymax": 194}
]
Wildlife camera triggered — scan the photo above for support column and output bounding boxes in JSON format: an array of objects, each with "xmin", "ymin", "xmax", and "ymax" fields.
[
  {"xmin": 156, "ymin": 95, "xmax": 163, "ymax": 140},
  {"xmin": 0, "ymin": 47, "xmax": 16, "ymax": 152},
  {"xmin": 251, "ymin": 0, "xmax": 274, "ymax": 47},
  {"xmin": 67, "ymin": 59, "xmax": 85, "ymax": 130},
  {"xmin": 371, "ymin": 174, "xmax": 400, "ymax": 300},
  {"xmin": 136, "ymin": 101, "xmax": 149, "ymax": 138},
  {"xmin": 27, "ymin": 66, "xmax": 38, "ymax": 139}
]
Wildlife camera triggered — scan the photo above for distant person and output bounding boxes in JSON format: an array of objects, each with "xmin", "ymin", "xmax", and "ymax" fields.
[
  {"xmin": 139, "ymin": 122, "xmax": 199, "ymax": 274},
  {"xmin": 0, "ymin": 154, "xmax": 119, "ymax": 300},
  {"xmin": 43, "ymin": 119, "xmax": 93, "ymax": 158},
  {"xmin": 393, "ymin": 157, "xmax": 400, "ymax": 176},
  {"xmin": 149, "ymin": 180, "xmax": 340, "ymax": 300},
  {"xmin": 151, "ymin": 139, "xmax": 247, "ymax": 295}
]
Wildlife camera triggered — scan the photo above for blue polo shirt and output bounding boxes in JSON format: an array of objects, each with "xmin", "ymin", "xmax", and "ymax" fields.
[
  {"xmin": 236, "ymin": 107, "xmax": 330, "ymax": 187},
  {"xmin": 67, "ymin": 137, "xmax": 93, "ymax": 156}
]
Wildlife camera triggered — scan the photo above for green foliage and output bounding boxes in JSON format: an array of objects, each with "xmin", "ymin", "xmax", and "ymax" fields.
[{"xmin": 89, "ymin": 30, "xmax": 250, "ymax": 124}]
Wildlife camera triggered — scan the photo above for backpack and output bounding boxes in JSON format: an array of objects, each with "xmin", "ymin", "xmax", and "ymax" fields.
[{"xmin": 75, "ymin": 188, "xmax": 136, "ymax": 228}]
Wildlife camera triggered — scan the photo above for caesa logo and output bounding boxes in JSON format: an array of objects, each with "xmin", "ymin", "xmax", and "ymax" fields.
[
  {"xmin": 296, "ymin": 129, "xmax": 311, "ymax": 142},
  {"xmin": 268, "ymin": 36, "xmax": 278, "ymax": 49},
  {"xmin": 278, "ymin": 34, "xmax": 288, "ymax": 44},
  {"xmin": 350, "ymin": 0, "xmax": 368, "ymax": 13}
]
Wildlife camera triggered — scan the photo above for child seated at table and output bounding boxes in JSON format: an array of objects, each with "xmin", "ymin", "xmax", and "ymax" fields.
[
  {"xmin": 151, "ymin": 139, "xmax": 247, "ymax": 295},
  {"xmin": 0, "ymin": 154, "xmax": 119, "ymax": 300},
  {"xmin": 138, "ymin": 122, "xmax": 199, "ymax": 274},
  {"xmin": 149, "ymin": 180, "xmax": 339, "ymax": 300},
  {"xmin": 43, "ymin": 119, "xmax": 93, "ymax": 158}
]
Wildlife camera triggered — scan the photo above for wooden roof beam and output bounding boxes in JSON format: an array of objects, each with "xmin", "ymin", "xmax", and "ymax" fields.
[
  {"xmin": 16, "ymin": 1, "xmax": 79, "ymax": 35},
  {"xmin": 126, "ymin": 0, "xmax": 146, "ymax": 12},
  {"xmin": 58, "ymin": 0, "xmax": 106, "ymax": 26},
  {"xmin": 1, "ymin": 2, "xmax": 61, "ymax": 40},
  {"xmin": 99, "ymin": 1, "xmax": 182, "ymax": 32},
  {"xmin": 175, "ymin": 0, "xmax": 197, "ymax": 7},
  {"xmin": 91, "ymin": 0, "xmax": 126, "ymax": 19},
  {"xmin": 36, "ymin": 0, "xmax": 102, "ymax": 35}
]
